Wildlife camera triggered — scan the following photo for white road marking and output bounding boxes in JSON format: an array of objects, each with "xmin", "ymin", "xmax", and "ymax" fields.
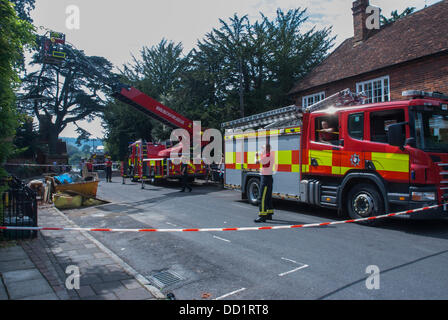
[
  {"xmin": 232, "ymin": 203, "xmax": 249, "ymax": 209},
  {"xmin": 166, "ymin": 222, "xmax": 178, "ymax": 227},
  {"xmin": 281, "ymin": 257, "xmax": 299, "ymax": 264},
  {"xmin": 214, "ymin": 288, "xmax": 246, "ymax": 300},
  {"xmin": 278, "ymin": 265, "xmax": 309, "ymax": 277},
  {"xmin": 278, "ymin": 257, "xmax": 309, "ymax": 277},
  {"xmin": 213, "ymin": 235, "xmax": 231, "ymax": 243}
]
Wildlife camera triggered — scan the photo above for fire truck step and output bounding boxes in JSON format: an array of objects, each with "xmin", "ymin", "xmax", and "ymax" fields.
[{"xmin": 320, "ymin": 185, "xmax": 339, "ymax": 207}]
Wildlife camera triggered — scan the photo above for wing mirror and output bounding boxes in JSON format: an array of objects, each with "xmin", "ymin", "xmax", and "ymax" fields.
[{"xmin": 387, "ymin": 122, "xmax": 408, "ymax": 148}]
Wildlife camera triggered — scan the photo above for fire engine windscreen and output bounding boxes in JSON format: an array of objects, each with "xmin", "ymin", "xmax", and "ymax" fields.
[{"xmin": 413, "ymin": 107, "xmax": 448, "ymax": 153}]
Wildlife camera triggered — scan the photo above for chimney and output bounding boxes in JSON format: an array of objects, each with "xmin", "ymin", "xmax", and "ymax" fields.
[{"xmin": 352, "ymin": 0, "xmax": 370, "ymax": 43}]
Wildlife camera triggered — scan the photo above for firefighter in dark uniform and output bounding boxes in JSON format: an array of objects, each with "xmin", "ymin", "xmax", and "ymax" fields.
[
  {"xmin": 105, "ymin": 156, "xmax": 113, "ymax": 182},
  {"xmin": 254, "ymin": 144, "xmax": 274, "ymax": 223},
  {"xmin": 180, "ymin": 156, "xmax": 192, "ymax": 192}
]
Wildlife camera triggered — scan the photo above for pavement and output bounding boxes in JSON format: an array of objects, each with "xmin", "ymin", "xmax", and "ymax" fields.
[
  {"xmin": 0, "ymin": 205, "xmax": 162, "ymax": 300},
  {"xmin": 2, "ymin": 176, "xmax": 448, "ymax": 300},
  {"xmin": 63, "ymin": 177, "xmax": 448, "ymax": 300}
]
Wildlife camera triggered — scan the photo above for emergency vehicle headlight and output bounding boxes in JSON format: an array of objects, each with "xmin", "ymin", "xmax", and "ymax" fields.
[{"xmin": 411, "ymin": 192, "xmax": 436, "ymax": 201}]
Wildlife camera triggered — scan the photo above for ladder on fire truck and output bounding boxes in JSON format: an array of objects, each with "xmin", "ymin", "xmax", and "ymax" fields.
[{"xmin": 221, "ymin": 89, "xmax": 367, "ymax": 131}]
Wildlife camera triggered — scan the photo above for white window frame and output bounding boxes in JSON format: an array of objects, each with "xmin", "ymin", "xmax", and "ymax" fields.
[
  {"xmin": 302, "ymin": 92, "xmax": 325, "ymax": 108},
  {"xmin": 356, "ymin": 76, "xmax": 390, "ymax": 104}
]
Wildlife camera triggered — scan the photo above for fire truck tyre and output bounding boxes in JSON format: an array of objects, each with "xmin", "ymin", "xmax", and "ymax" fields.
[
  {"xmin": 346, "ymin": 183, "xmax": 384, "ymax": 225},
  {"xmin": 246, "ymin": 178, "xmax": 261, "ymax": 206}
]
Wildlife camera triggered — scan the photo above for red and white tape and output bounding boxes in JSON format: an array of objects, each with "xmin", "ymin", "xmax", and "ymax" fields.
[{"xmin": 0, "ymin": 204, "xmax": 443, "ymax": 233}]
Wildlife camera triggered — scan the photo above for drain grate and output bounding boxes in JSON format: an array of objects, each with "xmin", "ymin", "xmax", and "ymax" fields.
[{"xmin": 149, "ymin": 271, "xmax": 183, "ymax": 288}]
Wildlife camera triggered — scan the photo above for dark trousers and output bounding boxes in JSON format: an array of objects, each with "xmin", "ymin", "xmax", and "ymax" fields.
[
  {"xmin": 258, "ymin": 175, "xmax": 273, "ymax": 216},
  {"xmin": 181, "ymin": 175, "xmax": 192, "ymax": 191},
  {"xmin": 106, "ymin": 167, "xmax": 112, "ymax": 182}
]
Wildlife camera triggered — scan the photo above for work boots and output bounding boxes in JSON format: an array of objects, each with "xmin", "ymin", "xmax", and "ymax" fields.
[
  {"xmin": 254, "ymin": 213, "xmax": 273, "ymax": 223},
  {"xmin": 254, "ymin": 216, "xmax": 267, "ymax": 223}
]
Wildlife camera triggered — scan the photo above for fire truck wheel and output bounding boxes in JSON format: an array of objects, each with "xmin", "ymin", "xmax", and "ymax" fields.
[
  {"xmin": 346, "ymin": 183, "xmax": 384, "ymax": 225},
  {"xmin": 246, "ymin": 178, "xmax": 261, "ymax": 206}
]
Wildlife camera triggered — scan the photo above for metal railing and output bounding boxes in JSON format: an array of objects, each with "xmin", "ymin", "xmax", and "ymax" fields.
[{"xmin": 1, "ymin": 176, "xmax": 38, "ymax": 240}]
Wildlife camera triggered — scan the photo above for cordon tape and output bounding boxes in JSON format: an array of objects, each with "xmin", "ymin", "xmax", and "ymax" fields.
[
  {"xmin": 4, "ymin": 163, "xmax": 118, "ymax": 167},
  {"xmin": 0, "ymin": 204, "xmax": 443, "ymax": 233}
]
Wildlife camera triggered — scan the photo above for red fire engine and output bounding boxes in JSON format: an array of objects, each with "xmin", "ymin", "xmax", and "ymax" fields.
[
  {"xmin": 112, "ymin": 86, "xmax": 207, "ymax": 186},
  {"xmin": 223, "ymin": 89, "xmax": 448, "ymax": 221}
]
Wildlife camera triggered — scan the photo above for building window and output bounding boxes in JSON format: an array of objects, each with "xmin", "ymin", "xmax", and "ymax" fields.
[
  {"xmin": 302, "ymin": 92, "xmax": 325, "ymax": 108},
  {"xmin": 356, "ymin": 76, "xmax": 390, "ymax": 104}
]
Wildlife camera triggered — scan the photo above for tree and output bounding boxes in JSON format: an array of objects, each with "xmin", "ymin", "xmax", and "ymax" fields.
[
  {"xmin": 262, "ymin": 9, "xmax": 334, "ymax": 108},
  {"xmin": 102, "ymin": 8, "xmax": 335, "ymax": 159},
  {"xmin": 196, "ymin": 14, "xmax": 250, "ymax": 117},
  {"xmin": 0, "ymin": 0, "xmax": 35, "ymax": 181},
  {"xmin": 81, "ymin": 144, "xmax": 91, "ymax": 154},
  {"xmin": 13, "ymin": 115, "xmax": 42, "ymax": 159},
  {"xmin": 19, "ymin": 43, "xmax": 114, "ymax": 155},
  {"xmin": 9, "ymin": 0, "xmax": 35, "ymax": 22},
  {"xmin": 381, "ymin": 7, "xmax": 416, "ymax": 25},
  {"xmin": 103, "ymin": 39, "xmax": 186, "ymax": 159},
  {"xmin": 184, "ymin": 8, "xmax": 334, "ymax": 122}
]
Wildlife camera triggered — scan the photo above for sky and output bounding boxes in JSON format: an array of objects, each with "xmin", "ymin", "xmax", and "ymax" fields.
[{"xmin": 30, "ymin": 0, "xmax": 441, "ymax": 138}]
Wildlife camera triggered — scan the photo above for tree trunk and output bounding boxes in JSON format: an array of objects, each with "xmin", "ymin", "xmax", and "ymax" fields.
[{"xmin": 47, "ymin": 127, "xmax": 60, "ymax": 156}]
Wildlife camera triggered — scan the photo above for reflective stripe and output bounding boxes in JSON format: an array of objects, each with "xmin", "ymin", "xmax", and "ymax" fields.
[
  {"xmin": 332, "ymin": 166, "xmax": 352, "ymax": 175},
  {"xmin": 309, "ymin": 150, "xmax": 333, "ymax": 167},
  {"xmin": 277, "ymin": 150, "xmax": 292, "ymax": 165},
  {"xmin": 225, "ymin": 152, "xmax": 236, "ymax": 165},
  {"xmin": 224, "ymin": 127, "xmax": 301, "ymax": 140},
  {"xmin": 370, "ymin": 152, "xmax": 409, "ymax": 173},
  {"xmin": 260, "ymin": 186, "xmax": 268, "ymax": 214},
  {"xmin": 247, "ymin": 151, "xmax": 257, "ymax": 164}
]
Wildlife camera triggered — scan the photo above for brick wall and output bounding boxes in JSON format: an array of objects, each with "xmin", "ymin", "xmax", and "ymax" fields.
[{"xmin": 293, "ymin": 52, "xmax": 448, "ymax": 106}]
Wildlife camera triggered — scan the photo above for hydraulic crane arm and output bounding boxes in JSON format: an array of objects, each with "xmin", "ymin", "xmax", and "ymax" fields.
[
  {"xmin": 111, "ymin": 84, "xmax": 194, "ymax": 134},
  {"xmin": 60, "ymin": 42, "xmax": 194, "ymax": 135}
]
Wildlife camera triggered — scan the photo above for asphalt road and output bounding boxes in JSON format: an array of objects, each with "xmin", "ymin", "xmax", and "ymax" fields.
[{"xmin": 63, "ymin": 177, "xmax": 448, "ymax": 300}]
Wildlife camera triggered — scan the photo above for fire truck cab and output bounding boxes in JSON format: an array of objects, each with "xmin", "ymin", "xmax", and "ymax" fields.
[{"xmin": 223, "ymin": 90, "xmax": 448, "ymax": 220}]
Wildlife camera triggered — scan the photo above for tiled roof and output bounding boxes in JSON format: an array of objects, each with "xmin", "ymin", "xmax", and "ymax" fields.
[{"xmin": 289, "ymin": 0, "xmax": 448, "ymax": 95}]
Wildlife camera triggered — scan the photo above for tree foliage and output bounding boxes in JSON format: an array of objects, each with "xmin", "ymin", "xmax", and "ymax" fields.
[
  {"xmin": 381, "ymin": 7, "xmax": 416, "ymax": 25},
  {"xmin": 12, "ymin": 115, "xmax": 42, "ymax": 159},
  {"xmin": 9, "ymin": 0, "xmax": 35, "ymax": 22},
  {"xmin": 103, "ymin": 8, "xmax": 334, "ymax": 159},
  {"xmin": 103, "ymin": 39, "xmax": 187, "ymax": 159},
  {"xmin": 0, "ymin": 0, "xmax": 35, "ymax": 181},
  {"xmin": 19, "ymin": 43, "xmax": 114, "ymax": 154}
]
